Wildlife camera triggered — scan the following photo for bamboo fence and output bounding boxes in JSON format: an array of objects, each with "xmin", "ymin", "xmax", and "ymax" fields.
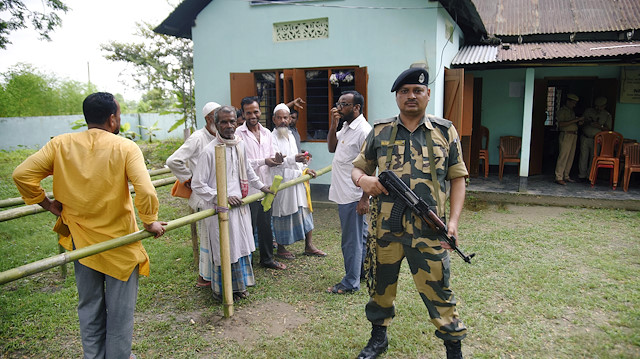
[
  {"xmin": 0, "ymin": 173, "xmax": 176, "ymax": 222},
  {"xmin": 0, "ymin": 164, "xmax": 332, "ymax": 286}
]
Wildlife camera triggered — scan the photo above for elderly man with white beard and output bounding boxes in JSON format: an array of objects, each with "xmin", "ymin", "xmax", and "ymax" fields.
[
  {"xmin": 191, "ymin": 105, "xmax": 273, "ymax": 301},
  {"xmin": 270, "ymin": 103, "xmax": 327, "ymax": 260}
]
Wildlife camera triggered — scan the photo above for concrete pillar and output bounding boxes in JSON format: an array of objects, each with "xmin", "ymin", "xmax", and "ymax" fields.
[{"xmin": 520, "ymin": 68, "xmax": 535, "ymax": 192}]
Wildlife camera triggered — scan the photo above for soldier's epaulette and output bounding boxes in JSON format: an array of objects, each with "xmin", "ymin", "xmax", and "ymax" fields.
[
  {"xmin": 427, "ymin": 114, "xmax": 452, "ymax": 128},
  {"xmin": 373, "ymin": 117, "xmax": 397, "ymax": 126}
]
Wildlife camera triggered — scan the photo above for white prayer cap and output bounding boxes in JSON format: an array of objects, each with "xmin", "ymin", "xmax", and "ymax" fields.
[
  {"xmin": 273, "ymin": 103, "xmax": 290, "ymax": 115},
  {"xmin": 202, "ymin": 102, "xmax": 221, "ymax": 118}
]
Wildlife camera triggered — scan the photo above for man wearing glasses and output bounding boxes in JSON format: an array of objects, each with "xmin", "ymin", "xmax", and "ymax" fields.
[{"xmin": 326, "ymin": 91, "xmax": 372, "ymax": 294}]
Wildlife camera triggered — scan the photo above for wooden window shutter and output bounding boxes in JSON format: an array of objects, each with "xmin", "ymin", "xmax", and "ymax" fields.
[
  {"xmin": 230, "ymin": 72, "xmax": 256, "ymax": 110},
  {"xmin": 354, "ymin": 66, "xmax": 368, "ymax": 119},
  {"xmin": 292, "ymin": 69, "xmax": 308, "ymax": 141}
]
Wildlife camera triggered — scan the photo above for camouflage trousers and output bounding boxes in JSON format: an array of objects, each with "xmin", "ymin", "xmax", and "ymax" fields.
[{"xmin": 365, "ymin": 240, "xmax": 467, "ymax": 341}]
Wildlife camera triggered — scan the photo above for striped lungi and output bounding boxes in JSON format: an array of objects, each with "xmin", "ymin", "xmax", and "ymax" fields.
[
  {"xmin": 272, "ymin": 206, "xmax": 314, "ymax": 246},
  {"xmin": 211, "ymin": 255, "xmax": 255, "ymax": 296}
]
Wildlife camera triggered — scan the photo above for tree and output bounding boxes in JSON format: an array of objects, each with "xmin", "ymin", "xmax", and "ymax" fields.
[
  {"xmin": 0, "ymin": 0, "xmax": 69, "ymax": 50},
  {"xmin": 0, "ymin": 63, "xmax": 94, "ymax": 117},
  {"xmin": 101, "ymin": 22, "xmax": 196, "ymax": 133}
]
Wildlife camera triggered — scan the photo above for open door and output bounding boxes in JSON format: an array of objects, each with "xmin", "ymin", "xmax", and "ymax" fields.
[{"xmin": 444, "ymin": 68, "xmax": 473, "ymax": 171}]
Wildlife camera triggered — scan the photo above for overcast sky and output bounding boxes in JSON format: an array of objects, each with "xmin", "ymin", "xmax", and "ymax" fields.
[{"xmin": 0, "ymin": 0, "xmax": 177, "ymax": 101}]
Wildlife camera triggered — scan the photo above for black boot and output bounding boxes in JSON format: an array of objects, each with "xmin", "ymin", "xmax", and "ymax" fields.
[
  {"xmin": 357, "ymin": 325, "xmax": 388, "ymax": 359},
  {"xmin": 444, "ymin": 340, "xmax": 463, "ymax": 359}
]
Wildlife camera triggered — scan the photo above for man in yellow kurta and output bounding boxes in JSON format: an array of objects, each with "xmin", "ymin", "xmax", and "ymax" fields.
[{"xmin": 12, "ymin": 92, "xmax": 166, "ymax": 359}]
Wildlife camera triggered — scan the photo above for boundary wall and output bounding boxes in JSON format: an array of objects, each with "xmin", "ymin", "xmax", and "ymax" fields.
[{"xmin": 0, "ymin": 113, "xmax": 184, "ymax": 150}]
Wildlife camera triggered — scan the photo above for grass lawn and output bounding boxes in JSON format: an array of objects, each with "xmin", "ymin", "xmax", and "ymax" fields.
[{"xmin": 1, "ymin": 141, "xmax": 639, "ymax": 358}]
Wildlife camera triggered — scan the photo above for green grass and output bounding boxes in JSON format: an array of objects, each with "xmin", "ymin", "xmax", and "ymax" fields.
[{"xmin": 1, "ymin": 142, "xmax": 640, "ymax": 358}]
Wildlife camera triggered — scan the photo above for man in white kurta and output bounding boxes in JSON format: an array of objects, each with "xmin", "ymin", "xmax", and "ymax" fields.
[
  {"xmin": 191, "ymin": 106, "xmax": 271, "ymax": 300},
  {"xmin": 270, "ymin": 103, "xmax": 326, "ymax": 259},
  {"xmin": 166, "ymin": 101, "xmax": 220, "ymax": 288}
]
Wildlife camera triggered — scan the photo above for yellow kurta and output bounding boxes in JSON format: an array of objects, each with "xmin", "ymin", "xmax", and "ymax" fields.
[{"xmin": 12, "ymin": 129, "xmax": 159, "ymax": 281}]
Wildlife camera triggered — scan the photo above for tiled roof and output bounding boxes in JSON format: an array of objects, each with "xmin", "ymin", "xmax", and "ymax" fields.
[
  {"xmin": 474, "ymin": 0, "xmax": 640, "ymax": 36},
  {"xmin": 452, "ymin": 41, "xmax": 640, "ymax": 65}
]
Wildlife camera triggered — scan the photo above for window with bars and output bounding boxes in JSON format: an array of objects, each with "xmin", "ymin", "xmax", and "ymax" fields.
[{"xmin": 231, "ymin": 66, "xmax": 367, "ymax": 142}]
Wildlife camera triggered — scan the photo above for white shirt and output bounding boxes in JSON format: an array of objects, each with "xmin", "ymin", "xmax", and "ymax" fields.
[
  {"xmin": 270, "ymin": 128, "xmax": 308, "ymax": 217},
  {"xmin": 235, "ymin": 123, "xmax": 276, "ymax": 196},
  {"xmin": 329, "ymin": 114, "xmax": 372, "ymax": 204},
  {"xmin": 165, "ymin": 127, "xmax": 216, "ymax": 210}
]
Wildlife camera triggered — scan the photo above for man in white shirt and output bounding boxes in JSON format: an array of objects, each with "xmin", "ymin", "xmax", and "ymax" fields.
[
  {"xmin": 326, "ymin": 91, "xmax": 372, "ymax": 294},
  {"xmin": 166, "ymin": 101, "xmax": 220, "ymax": 288},
  {"xmin": 191, "ymin": 105, "xmax": 272, "ymax": 301},
  {"xmin": 270, "ymin": 103, "xmax": 326, "ymax": 259},
  {"xmin": 236, "ymin": 96, "xmax": 286, "ymax": 270}
]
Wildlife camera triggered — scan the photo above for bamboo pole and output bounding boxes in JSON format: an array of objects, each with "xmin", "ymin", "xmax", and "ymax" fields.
[
  {"xmin": 0, "ymin": 168, "xmax": 171, "ymax": 208},
  {"xmin": 0, "ymin": 164, "xmax": 332, "ymax": 286},
  {"xmin": 215, "ymin": 145, "xmax": 233, "ymax": 317},
  {"xmin": 189, "ymin": 209, "xmax": 199, "ymax": 267},
  {"xmin": 0, "ymin": 176, "xmax": 177, "ymax": 222},
  {"xmin": 58, "ymin": 242, "xmax": 67, "ymax": 278}
]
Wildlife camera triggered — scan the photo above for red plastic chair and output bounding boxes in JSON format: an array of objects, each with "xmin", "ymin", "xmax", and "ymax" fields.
[
  {"xmin": 623, "ymin": 143, "xmax": 640, "ymax": 192},
  {"xmin": 588, "ymin": 131, "xmax": 623, "ymax": 190},
  {"xmin": 477, "ymin": 126, "xmax": 490, "ymax": 178},
  {"xmin": 498, "ymin": 136, "xmax": 521, "ymax": 181}
]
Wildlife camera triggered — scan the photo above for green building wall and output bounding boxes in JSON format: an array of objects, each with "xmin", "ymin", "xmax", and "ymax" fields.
[{"xmin": 190, "ymin": 0, "xmax": 463, "ymax": 185}]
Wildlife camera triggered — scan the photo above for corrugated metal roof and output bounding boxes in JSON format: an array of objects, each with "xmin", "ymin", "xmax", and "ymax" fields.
[
  {"xmin": 452, "ymin": 41, "xmax": 640, "ymax": 65},
  {"xmin": 473, "ymin": 0, "xmax": 640, "ymax": 36}
]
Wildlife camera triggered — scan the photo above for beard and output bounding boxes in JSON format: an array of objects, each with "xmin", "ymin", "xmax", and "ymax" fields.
[{"xmin": 276, "ymin": 126, "xmax": 289, "ymax": 139}]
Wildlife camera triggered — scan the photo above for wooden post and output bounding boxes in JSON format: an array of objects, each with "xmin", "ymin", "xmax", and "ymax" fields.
[
  {"xmin": 215, "ymin": 145, "xmax": 234, "ymax": 317},
  {"xmin": 57, "ymin": 242, "xmax": 66, "ymax": 278},
  {"xmin": 190, "ymin": 209, "xmax": 199, "ymax": 267}
]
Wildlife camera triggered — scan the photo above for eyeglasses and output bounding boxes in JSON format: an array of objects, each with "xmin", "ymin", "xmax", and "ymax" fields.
[{"xmin": 335, "ymin": 102, "xmax": 353, "ymax": 108}]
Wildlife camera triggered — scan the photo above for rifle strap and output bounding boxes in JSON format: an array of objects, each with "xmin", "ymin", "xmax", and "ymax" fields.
[
  {"xmin": 366, "ymin": 119, "xmax": 398, "ymax": 297},
  {"xmin": 384, "ymin": 119, "xmax": 399, "ymax": 170},
  {"xmin": 425, "ymin": 123, "xmax": 444, "ymax": 217}
]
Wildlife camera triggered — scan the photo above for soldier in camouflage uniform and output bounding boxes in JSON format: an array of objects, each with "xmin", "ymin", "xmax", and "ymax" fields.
[{"xmin": 351, "ymin": 67, "xmax": 468, "ymax": 359}]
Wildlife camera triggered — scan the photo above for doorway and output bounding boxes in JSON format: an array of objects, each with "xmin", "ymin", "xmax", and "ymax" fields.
[{"xmin": 531, "ymin": 77, "xmax": 618, "ymax": 176}]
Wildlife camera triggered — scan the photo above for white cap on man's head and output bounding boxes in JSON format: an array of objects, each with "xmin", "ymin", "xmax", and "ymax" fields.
[
  {"xmin": 202, "ymin": 102, "xmax": 221, "ymax": 118},
  {"xmin": 273, "ymin": 103, "xmax": 290, "ymax": 115}
]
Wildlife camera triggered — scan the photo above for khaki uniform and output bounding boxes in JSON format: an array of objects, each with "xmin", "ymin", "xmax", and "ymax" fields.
[
  {"xmin": 579, "ymin": 108, "xmax": 612, "ymax": 179},
  {"xmin": 352, "ymin": 115, "xmax": 468, "ymax": 341},
  {"xmin": 555, "ymin": 105, "xmax": 579, "ymax": 181}
]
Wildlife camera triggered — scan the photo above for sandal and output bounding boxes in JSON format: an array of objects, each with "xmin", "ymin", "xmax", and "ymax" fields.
[
  {"xmin": 196, "ymin": 276, "xmax": 211, "ymax": 288},
  {"xmin": 276, "ymin": 251, "xmax": 296, "ymax": 260},
  {"xmin": 303, "ymin": 249, "xmax": 327, "ymax": 257},
  {"xmin": 262, "ymin": 260, "xmax": 287, "ymax": 270},
  {"xmin": 233, "ymin": 290, "xmax": 249, "ymax": 301},
  {"xmin": 327, "ymin": 283, "xmax": 355, "ymax": 294}
]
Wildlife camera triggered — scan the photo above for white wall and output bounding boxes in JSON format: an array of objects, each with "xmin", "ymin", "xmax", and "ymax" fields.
[{"xmin": 0, "ymin": 113, "xmax": 183, "ymax": 150}]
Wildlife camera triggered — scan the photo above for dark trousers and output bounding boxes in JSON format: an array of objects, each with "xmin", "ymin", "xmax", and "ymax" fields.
[{"xmin": 249, "ymin": 201, "xmax": 275, "ymax": 265}]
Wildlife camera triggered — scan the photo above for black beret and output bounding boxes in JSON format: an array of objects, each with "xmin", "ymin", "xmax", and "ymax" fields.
[{"xmin": 391, "ymin": 67, "xmax": 429, "ymax": 92}]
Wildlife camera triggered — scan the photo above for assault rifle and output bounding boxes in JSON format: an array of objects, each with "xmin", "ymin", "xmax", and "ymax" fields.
[{"xmin": 378, "ymin": 170, "xmax": 475, "ymax": 263}]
